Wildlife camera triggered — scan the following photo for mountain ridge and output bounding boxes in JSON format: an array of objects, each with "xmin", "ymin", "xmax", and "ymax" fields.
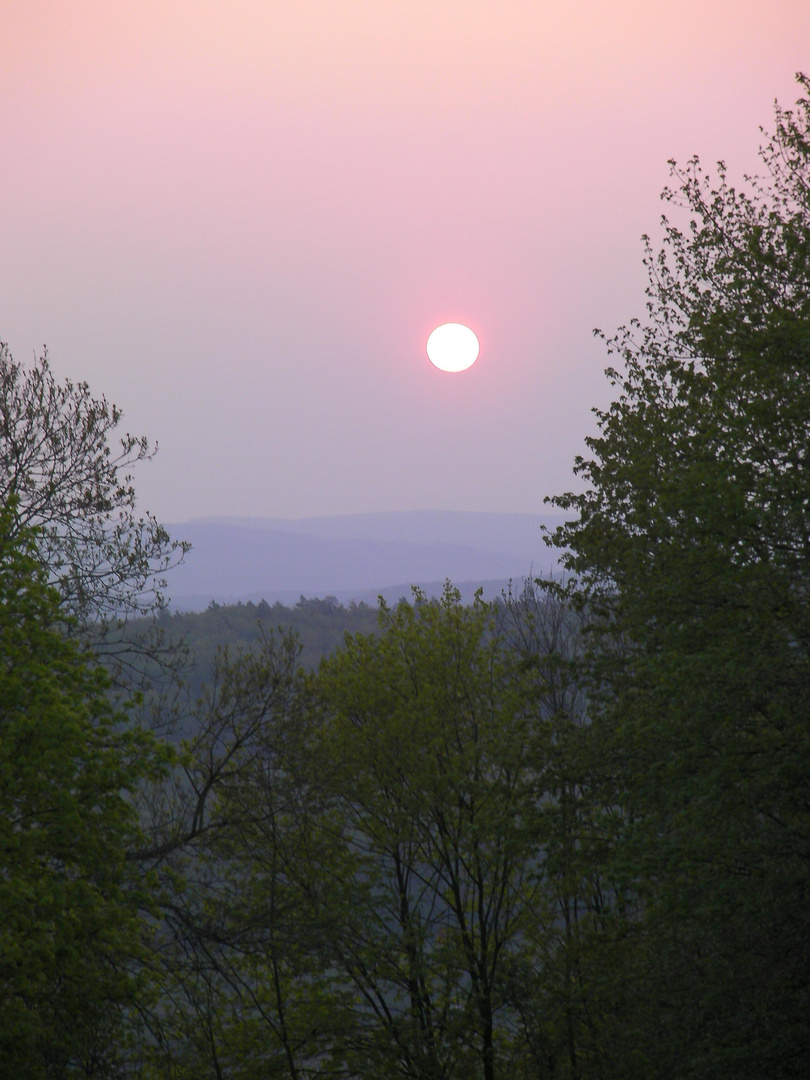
[{"xmin": 164, "ymin": 510, "xmax": 565, "ymax": 611}]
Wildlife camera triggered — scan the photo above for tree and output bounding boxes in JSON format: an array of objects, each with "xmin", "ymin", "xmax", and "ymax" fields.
[
  {"xmin": 149, "ymin": 585, "xmax": 597, "ymax": 1080},
  {"xmin": 133, "ymin": 629, "xmax": 320, "ymax": 1080},
  {"xmin": 0, "ymin": 504, "xmax": 173, "ymax": 1078},
  {"xmin": 299, "ymin": 587, "xmax": 560, "ymax": 1080},
  {"xmin": 494, "ymin": 581, "xmax": 629, "ymax": 1080},
  {"xmin": 548, "ymin": 75, "xmax": 810, "ymax": 1077},
  {"xmin": 0, "ymin": 345, "xmax": 188, "ymax": 681}
]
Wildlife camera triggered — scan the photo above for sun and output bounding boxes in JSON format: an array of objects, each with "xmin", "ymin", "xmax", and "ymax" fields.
[{"xmin": 426, "ymin": 323, "xmax": 480, "ymax": 373}]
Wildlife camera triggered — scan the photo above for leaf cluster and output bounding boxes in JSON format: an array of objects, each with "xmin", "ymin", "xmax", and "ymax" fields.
[
  {"xmin": 0, "ymin": 503, "xmax": 173, "ymax": 1078},
  {"xmin": 546, "ymin": 73, "xmax": 810, "ymax": 1078}
]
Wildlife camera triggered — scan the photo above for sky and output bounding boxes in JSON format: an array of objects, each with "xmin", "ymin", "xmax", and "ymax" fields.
[{"xmin": 1, "ymin": 1, "xmax": 808, "ymax": 523}]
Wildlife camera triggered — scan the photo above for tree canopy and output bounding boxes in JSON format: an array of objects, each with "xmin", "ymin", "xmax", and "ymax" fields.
[
  {"xmin": 0, "ymin": 344, "xmax": 188, "ymax": 631},
  {"xmin": 144, "ymin": 585, "xmax": 600, "ymax": 1080},
  {"xmin": 0, "ymin": 504, "xmax": 173, "ymax": 1078},
  {"xmin": 548, "ymin": 73, "xmax": 810, "ymax": 1078}
]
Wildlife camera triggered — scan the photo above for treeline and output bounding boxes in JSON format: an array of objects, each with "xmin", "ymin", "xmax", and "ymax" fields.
[
  {"xmin": 2, "ymin": 78, "xmax": 810, "ymax": 1079},
  {"xmin": 144, "ymin": 596, "xmax": 381, "ymax": 700}
]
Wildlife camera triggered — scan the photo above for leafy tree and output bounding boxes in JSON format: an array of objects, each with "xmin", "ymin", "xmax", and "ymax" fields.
[
  {"xmin": 494, "ymin": 581, "xmax": 629, "ymax": 1080},
  {"xmin": 549, "ymin": 75, "xmax": 810, "ymax": 1077},
  {"xmin": 301, "ymin": 586, "xmax": 561, "ymax": 1080},
  {"xmin": 0, "ymin": 344, "xmax": 188, "ymax": 683},
  {"xmin": 0, "ymin": 503, "xmax": 173, "ymax": 1078},
  {"xmin": 146, "ymin": 586, "xmax": 595, "ymax": 1080}
]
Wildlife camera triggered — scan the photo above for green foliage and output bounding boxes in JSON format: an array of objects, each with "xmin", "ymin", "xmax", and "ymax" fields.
[
  {"xmin": 311, "ymin": 586, "xmax": 547, "ymax": 1080},
  {"xmin": 149, "ymin": 584, "xmax": 604, "ymax": 1080},
  {"xmin": 0, "ymin": 503, "xmax": 173, "ymax": 1078},
  {"xmin": 0, "ymin": 345, "xmax": 187, "ymax": 626},
  {"xmin": 0, "ymin": 344, "xmax": 190, "ymax": 696},
  {"xmin": 549, "ymin": 74, "xmax": 810, "ymax": 1077}
]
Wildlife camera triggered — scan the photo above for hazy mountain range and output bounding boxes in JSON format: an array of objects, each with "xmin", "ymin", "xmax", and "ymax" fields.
[{"xmin": 164, "ymin": 510, "xmax": 567, "ymax": 611}]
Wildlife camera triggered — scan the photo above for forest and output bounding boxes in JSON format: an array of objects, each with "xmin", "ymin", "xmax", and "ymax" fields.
[
  {"xmin": 1, "ymin": 79, "xmax": 809, "ymax": 1080},
  {"xmin": 138, "ymin": 596, "xmax": 382, "ymax": 700}
]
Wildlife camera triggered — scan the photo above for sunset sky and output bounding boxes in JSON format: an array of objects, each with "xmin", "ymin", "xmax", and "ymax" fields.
[{"xmin": 1, "ymin": 1, "xmax": 807, "ymax": 523}]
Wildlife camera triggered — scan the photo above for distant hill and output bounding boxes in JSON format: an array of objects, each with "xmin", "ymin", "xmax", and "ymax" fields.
[
  {"xmin": 164, "ymin": 510, "xmax": 566, "ymax": 611},
  {"xmin": 144, "ymin": 596, "xmax": 382, "ymax": 700}
]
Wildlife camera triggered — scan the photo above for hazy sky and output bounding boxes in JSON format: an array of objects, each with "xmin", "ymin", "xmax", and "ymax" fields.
[{"xmin": 1, "ymin": 1, "xmax": 807, "ymax": 522}]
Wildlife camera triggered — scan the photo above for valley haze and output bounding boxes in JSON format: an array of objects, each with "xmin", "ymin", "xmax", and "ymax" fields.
[{"xmin": 165, "ymin": 510, "xmax": 565, "ymax": 610}]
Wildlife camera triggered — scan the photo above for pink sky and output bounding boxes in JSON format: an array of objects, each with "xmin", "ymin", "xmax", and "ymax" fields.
[{"xmin": 1, "ymin": 1, "xmax": 807, "ymax": 521}]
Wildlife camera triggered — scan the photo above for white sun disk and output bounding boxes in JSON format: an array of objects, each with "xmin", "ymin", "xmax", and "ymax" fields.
[{"xmin": 426, "ymin": 323, "xmax": 480, "ymax": 372}]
